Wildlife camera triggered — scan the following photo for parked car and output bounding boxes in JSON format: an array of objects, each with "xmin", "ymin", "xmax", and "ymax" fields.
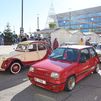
[
  {"xmin": 27, "ymin": 45, "xmax": 100, "ymax": 92},
  {"xmin": 0, "ymin": 40, "xmax": 51, "ymax": 74},
  {"xmin": 90, "ymin": 42, "xmax": 98, "ymax": 48},
  {"xmin": 96, "ymin": 43, "xmax": 101, "ymax": 61},
  {"xmin": 60, "ymin": 42, "xmax": 78, "ymax": 46}
]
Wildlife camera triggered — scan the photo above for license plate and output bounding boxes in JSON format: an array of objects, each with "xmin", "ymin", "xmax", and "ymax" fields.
[{"xmin": 34, "ymin": 77, "xmax": 46, "ymax": 84}]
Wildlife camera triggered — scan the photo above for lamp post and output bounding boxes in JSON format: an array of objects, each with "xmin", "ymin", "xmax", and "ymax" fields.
[
  {"xmin": 68, "ymin": 8, "xmax": 71, "ymax": 30},
  {"xmin": 91, "ymin": 18, "xmax": 94, "ymax": 32},
  {"xmin": 63, "ymin": 21, "xmax": 66, "ymax": 29},
  {"xmin": 80, "ymin": 25, "xmax": 82, "ymax": 31},
  {"xmin": 20, "ymin": 0, "xmax": 24, "ymax": 36},
  {"xmin": 36, "ymin": 14, "xmax": 40, "ymax": 31}
]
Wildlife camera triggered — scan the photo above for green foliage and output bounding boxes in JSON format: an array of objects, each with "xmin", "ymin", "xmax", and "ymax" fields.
[
  {"xmin": 3, "ymin": 23, "xmax": 13, "ymax": 45},
  {"xmin": 49, "ymin": 22, "xmax": 56, "ymax": 29}
]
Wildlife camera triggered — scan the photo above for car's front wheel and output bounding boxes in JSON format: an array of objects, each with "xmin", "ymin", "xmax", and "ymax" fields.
[
  {"xmin": 10, "ymin": 62, "xmax": 22, "ymax": 74},
  {"xmin": 65, "ymin": 76, "xmax": 76, "ymax": 91},
  {"xmin": 94, "ymin": 63, "xmax": 100, "ymax": 73}
]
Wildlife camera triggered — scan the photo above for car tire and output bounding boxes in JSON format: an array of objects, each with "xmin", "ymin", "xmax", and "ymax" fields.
[
  {"xmin": 94, "ymin": 63, "xmax": 100, "ymax": 73},
  {"xmin": 65, "ymin": 76, "xmax": 76, "ymax": 91},
  {"xmin": 10, "ymin": 62, "xmax": 22, "ymax": 74}
]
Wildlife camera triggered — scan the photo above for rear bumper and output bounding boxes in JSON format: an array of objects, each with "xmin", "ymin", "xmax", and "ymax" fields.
[{"xmin": 28, "ymin": 73, "xmax": 65, "ymax": 92}]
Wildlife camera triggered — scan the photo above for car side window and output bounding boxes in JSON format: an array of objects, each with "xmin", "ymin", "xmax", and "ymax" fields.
[
  {"xmin": 38, "ymin": 44, "xmax": 46, "ymax": 50},
  {"xmin": 89, "ymin": 48, "xmax": 96, "ymax": 57},
  {"xmin": 28, "ymin": 44, "xmax": 37, "ymax": 51},
  {"xmin": 80, "ymin": 49, "xmax": 90, "ymax": 60}
]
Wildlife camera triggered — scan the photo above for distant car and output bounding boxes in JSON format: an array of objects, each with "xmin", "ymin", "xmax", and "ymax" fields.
[
  {"xmin": 96, "ymin": 43, "xmax": 101, "ymax": 61},
  {"xmin": 90, "ymin": 42, "xmax": 98, "ymax": 48},
  {"xmin": 0, "ymin": 40, "xmax": 51, "ymax": 74},
  {"xmin": 28, "ymin": 45, "xmax": 100, "ymax": 92},
  {"xmin": 60, "ymin": 42, "xmax": 78, "ymax": 46}
]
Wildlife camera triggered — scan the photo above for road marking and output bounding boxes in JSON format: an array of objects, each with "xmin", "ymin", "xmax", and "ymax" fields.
[
  {"xmin": 97, "ymin": 70, "xmax": 101, "ymax": 76},
  {"xmin": 0, "ymin": 81, "xmax": 31, "ymax": 101},
  {"xmin": 94, "ymin": 96, "xmax": 98, "ymax": 100},
  {"xmin": 22, "ymin": 78, "xmax": 29, "ymax": 81},
  {"xmin": 34, "ymin": 94, "xmax": 56, "ymax": 101}
]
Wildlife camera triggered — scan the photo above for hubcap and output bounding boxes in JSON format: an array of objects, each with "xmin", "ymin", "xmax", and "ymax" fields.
[
  {"xmin": 12, "ymin": 65, "xmax": 20, "ymax": 72},
  {"xmin": 11, "ymin": 63, "xmax": 21, "ymax": 74},
  {"xmin": 68, "ymin": 77, "xmax": 75, "ymax": 90}
]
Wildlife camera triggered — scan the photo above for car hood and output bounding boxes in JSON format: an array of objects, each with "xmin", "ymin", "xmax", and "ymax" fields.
[
  {"xmin": 33, "ymin": 59, "xmax": 76, "ymax": 72},
  {"xmin": 0, "ymin": 51, "xmax": 23, "ymax": 60}
]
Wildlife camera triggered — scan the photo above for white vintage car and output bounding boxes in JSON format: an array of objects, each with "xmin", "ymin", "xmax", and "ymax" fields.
[{"xmin": 0, "ymin": 40, "xmax": 51, "ymax": 74}]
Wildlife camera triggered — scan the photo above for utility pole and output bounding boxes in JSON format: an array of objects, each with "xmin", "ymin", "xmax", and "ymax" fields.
[
  {"xmin": 68, "ymin": 8, "xmax": 71, "ymax": 30},
  {"xmin": 36, "ymin": 14, "xmax": 40, "ymax": 31},
  {"xmin": 20, "ymin": 0, "xmax": 24, "ymax": 36}
]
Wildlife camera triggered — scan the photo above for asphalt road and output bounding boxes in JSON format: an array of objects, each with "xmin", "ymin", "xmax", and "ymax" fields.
[{"xmin": 0, "ymin": 67, "xmax": 101, "ymax": 101}]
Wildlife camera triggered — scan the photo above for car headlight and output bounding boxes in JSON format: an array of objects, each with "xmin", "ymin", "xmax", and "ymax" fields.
[
  {"xmin": 51, "ymin": 72, "xmax": 59, "ymax": 79},
  {"xmin": 29, "ymin": 66, "xmax": 34, "ymax": 72}
]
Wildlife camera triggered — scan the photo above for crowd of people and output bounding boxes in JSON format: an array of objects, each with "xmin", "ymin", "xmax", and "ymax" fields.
[{"xmin": 0, "ymin": 31, "xmax": 96, "ymax": 51}]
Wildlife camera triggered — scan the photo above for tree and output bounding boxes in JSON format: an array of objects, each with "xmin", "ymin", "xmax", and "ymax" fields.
[
  {"xmin": 49, "ymin": 22, "xmax": 56, "ymax": 29},
  {"xmin": 3, "ymin": 23, "xmax": 13, "ymax": 45}
]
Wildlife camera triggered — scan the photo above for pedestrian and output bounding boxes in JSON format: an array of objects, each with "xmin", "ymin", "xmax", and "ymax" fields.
[
  {"xmin": 53, "ymin": 38, "xmax": 59, "ymax": 50},
  {"xmin": 79, "ymin": 38, "xmax": 84, "ymax": 45},
  {"xmin": 85, "ymin": 38, "xmax": 91, "ymax": 45}
]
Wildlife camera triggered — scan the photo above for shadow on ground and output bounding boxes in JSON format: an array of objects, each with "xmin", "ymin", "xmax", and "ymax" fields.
[{"xmin": 11, "ymin": 74, "xmax": 101, "ymax": 101}]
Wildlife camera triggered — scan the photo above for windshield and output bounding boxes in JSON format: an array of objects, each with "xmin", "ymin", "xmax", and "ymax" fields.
[
  {"xmin": 96, "ymin": 45, "xmax": 101, "ymax": 50},
  {"xmin": 16, "ymin": 44, "xmax": 27, "ymax": 51},
  {"xmin": 49, "ymin": 48, "xmax": 79, "ymax": 62}
]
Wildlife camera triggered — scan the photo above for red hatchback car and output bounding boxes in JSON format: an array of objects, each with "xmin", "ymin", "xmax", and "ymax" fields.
[{"xmin": 27, "ymin": 45, "xmax": 100, "ymax": 92}]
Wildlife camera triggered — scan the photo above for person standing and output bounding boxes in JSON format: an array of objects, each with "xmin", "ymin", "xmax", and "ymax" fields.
[
  {"xmin": 53, "ymin": 38, "xmax": 59, "ymax": 50},
  {"xmin": 79, "ymin": 38, "xmax": 84, "ymax": 45},
  {"xmin": 85, "ymin": 38, "xmax": 91, "ymax": 45}
]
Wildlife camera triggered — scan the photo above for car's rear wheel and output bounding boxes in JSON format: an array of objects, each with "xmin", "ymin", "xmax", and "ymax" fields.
[
  {"xmin": 10, "ymin": 62, "xmax": 22, "ymax": 74},
  {"xmin": 65, "ymin": 76, "xmax": 76, "ymax": 91}
]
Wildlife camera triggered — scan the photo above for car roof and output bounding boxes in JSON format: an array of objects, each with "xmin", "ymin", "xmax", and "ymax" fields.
[
  {"xmin": 60, "ymin": 45, "xmax": 92, "ymax": 50},
  {"xmin": 97, "ymin": 43, "xmax": 101, "ymax": 45},
  {"xmin": 18, "ymin": 40, "xmax": 46, "ymax": 45}
]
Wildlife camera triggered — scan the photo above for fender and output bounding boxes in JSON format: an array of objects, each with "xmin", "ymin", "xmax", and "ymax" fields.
[{"xmin": 1, "ymin": 58, "xmax": 23, "ymax": 70}]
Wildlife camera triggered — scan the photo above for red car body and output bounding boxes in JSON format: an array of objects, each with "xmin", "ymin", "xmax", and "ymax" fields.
[{"xmin": 27, "ymin": 45, "xmax": 100, "ymax": 92}]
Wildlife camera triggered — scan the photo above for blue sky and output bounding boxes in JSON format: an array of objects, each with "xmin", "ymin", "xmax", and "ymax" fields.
[{"xmin": 0, "ymin": 0, "xmax": 101, "ymax": 34}]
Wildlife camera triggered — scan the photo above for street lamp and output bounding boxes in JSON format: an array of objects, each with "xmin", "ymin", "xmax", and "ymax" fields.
[
  {"xmin": 20, "ymin": 0, "xmax": 24, "ymax": 35},
  {"xmin": 79, "ymin": 25, "xmax": 82, "ymax": 31},
  {"xmin": 36, "ymin": 14, "xmax": 40, "ymax": 31},
  {"xmin": 68, "ymin": 8, "xmax": 71, "ymax": 30},
  {"xmin": 63, "ymin": 21, "xmax": 66, "ymax": 29},
  {"xmin": 91, "ymin": 18, "xmax": 94, "ymax": 32}
]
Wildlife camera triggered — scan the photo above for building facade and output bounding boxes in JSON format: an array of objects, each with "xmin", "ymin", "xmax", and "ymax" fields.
[{"xmin": 55, "ymin": 6, "xmax": 101, "ymax": 33}]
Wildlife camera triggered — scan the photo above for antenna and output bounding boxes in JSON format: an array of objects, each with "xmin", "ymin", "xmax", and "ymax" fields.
[{"xmin": 45, "ymin": 1, "xmax": 58, "ymax": 28}]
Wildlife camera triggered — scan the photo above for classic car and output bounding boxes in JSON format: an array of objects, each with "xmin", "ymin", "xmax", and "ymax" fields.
[
  {"xmin": 0, "ymin": 40, "xmax": 51, "ymax": 74},
  {"xmin": 28, "ymin": 45, "xmax": 100, "ymax": 92}
]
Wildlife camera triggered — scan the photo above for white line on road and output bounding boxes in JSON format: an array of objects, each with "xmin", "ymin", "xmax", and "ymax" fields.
[
  {"xmin": 97, "ymin": 70, "xmax": 101, "ymax": 76},
  {"xmin": 0, "ymin": 81, "xmax": 31, "ymax": 101}
]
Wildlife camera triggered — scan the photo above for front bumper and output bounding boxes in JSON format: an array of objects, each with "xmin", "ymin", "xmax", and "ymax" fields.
[
  {"xmin": 28, "ymin": 73, "xmax": 65, "ymax": 92},
  {"xmin": 0, "ymin": 67, "xmax": 5, "ymax": 71}
]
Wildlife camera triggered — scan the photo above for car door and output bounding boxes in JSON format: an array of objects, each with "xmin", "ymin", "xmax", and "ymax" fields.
[
  {"xmin": 24, "ymin": 43, "xmax": 40, "ymax": 62},
  {"xmin": 88, "ymin": 48, "xmax": 98, "ymax": 70},
  {"xmin": 76, "ymin": 49, "xmax": 91, "ymax": 79},
  {"xmin": 37, "ymin": 43, "xmax": 47, "ymax": 60}
]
